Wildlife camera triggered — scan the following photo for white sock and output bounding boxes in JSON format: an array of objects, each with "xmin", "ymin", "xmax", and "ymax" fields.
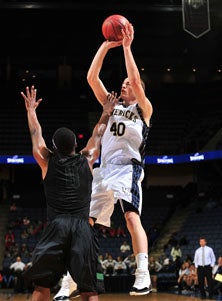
[{"xmin": 136, "ymin": 253, "xmax": 148, "ymax": 271}]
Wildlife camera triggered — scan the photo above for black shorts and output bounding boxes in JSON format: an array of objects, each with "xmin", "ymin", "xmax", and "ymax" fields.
[{"xmin": 23, "ymin": 215, "xmax": 98, "ymax": 292}]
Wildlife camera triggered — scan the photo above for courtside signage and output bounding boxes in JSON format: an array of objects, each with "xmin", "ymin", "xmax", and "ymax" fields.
[{"xmin": 1, "ymin": 150, "xmax": 221, "ymax": 165}]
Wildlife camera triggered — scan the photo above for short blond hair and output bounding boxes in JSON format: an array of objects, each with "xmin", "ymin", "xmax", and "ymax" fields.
[{"xmin": 141, "ymin": 79, "xmax": 145, "ymax": 91}]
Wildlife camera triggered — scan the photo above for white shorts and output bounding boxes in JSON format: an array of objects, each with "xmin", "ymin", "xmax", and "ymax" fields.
[{"xmin": 90, "ymin": 163, "xmax": 144, "ymax": 227}]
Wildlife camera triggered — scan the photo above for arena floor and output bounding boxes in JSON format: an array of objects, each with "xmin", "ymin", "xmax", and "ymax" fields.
[{"xmin": 0, "ymin": 291, "xmax": 218, "ymax": 301}]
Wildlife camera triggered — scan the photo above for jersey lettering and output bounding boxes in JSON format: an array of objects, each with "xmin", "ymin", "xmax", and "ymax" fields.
[
  {"xmin": 65, "ymin": 165, "xmax": 80, "ymax": 188},
  {"xmin": 112, "ymin": 108, "xmax": 138, "ymax": 123}
]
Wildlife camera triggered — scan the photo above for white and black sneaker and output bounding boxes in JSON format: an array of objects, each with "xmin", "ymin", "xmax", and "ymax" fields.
[{"xmin": 129, "ymin": 269, "xmax": 152, "ymax": 296}]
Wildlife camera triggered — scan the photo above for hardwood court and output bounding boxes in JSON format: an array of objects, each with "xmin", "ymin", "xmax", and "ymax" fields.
[{"xmin": 0, "ymin": 292, "xmax": 216, "ymax": 301}]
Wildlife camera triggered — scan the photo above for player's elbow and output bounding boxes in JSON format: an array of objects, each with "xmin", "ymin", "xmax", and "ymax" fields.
[
  {"xmin": 87, "ymin": 72, "xmax": 101, "ymax": 89},
  {"xmin": 87, "ymin": 72, "xmax": 95, "ymax": 86},
  {"xmin": 130, "ymin": 78, "xmax": 142, "ymax": 89}
]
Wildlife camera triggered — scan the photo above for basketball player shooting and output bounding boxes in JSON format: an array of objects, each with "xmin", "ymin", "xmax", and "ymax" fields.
[{"xmin": 87, "ymin": 21, "xmax": 153, "ymax": 296}]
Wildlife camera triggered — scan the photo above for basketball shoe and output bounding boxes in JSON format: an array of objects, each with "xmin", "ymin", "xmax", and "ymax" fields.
[{"xmin": 129, "ymin": 268, "xmax": 152, "ymax": 296}]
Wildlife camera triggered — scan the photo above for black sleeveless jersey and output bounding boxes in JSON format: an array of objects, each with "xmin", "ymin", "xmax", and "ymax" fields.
[{"xmin": 43, "ymin": 153, "xmax": 92, "ymax": 221}]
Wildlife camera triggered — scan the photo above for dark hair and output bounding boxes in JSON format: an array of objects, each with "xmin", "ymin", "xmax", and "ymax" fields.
[
  {"xmin": 52, "ymin": 127, "xmax": 76, "ymax": 156},
  {"xmin": 140, "ymin": 79, "xmax": 145, "ymax": 91}
]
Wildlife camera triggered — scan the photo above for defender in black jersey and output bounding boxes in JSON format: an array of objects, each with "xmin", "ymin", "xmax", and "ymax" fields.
[{"xmin": 21, "ymin": 86, "xmax": 116, "ymax": 301}]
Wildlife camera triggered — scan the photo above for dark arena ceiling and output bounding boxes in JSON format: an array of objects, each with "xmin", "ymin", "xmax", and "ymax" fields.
[
  {"xmin": 0, "ymin": 0, "xmax": 221, "ymax": 107},
  {"xmin": 0, "ymin": 0, "xmax": 221, "ymax": 157}
]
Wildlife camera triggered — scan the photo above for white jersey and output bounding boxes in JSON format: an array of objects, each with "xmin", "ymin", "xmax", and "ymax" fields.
[
  {"xmin": 100, "ymin": 103, "xmax": 150, "ymax": 166},
  {"xmin": 90, "ymin": 103, "xmax": 150, "ymax": 227}
]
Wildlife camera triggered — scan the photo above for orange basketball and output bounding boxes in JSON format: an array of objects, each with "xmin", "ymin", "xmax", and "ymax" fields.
[{"xmin": 102, "ymin": 14, "xmax": 130, "ymax": 41}]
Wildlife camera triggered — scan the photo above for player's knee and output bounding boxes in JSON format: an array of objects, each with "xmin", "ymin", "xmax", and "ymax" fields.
[{"xmin": 125, "ymin": 211, "xmax": 140, "ymax": 229}]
